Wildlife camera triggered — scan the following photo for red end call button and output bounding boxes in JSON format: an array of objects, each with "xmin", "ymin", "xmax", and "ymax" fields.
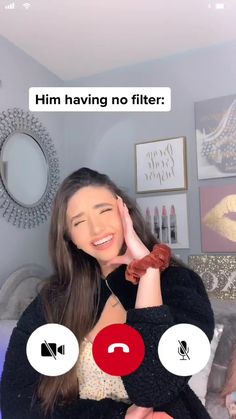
[{"xmin": 92, "ymin": 323, "xmax": 145, "ymax": 376}]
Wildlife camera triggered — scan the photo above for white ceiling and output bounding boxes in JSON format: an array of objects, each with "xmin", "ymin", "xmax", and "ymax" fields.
[{"xmin": 0, "ymin": 0, "xmax": 236, "ymax": 81}]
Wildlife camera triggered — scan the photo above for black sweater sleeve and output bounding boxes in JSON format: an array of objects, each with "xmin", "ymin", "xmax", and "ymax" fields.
[
  {"xmin": 120, "ymin": 267, "xmax": 215, "ymax": 409},
  {"xmin": 0, "ymin": 297, "xmax": 131, "ymax": 419}
]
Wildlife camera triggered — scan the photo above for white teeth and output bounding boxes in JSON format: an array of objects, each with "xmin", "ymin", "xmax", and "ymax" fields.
[{"xmin": 93, "ymin": 235, "xmax": 113, "ymax": 246}]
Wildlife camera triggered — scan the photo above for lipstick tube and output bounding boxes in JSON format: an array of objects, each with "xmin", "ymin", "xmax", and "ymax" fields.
[
  {"xmin": 170, "ymin": 204, "xmax": 177, "ymax": 243},
  {"xmin": 161, "ymin": 205, "xmax": 169, "ymax": 243},
  {"xmin": 154, "ymin": 206, "xmax": 160, "ymax": 241},
  {"xmin": 145, "ymin": 207, "xmax": 152, "ymax": 232}
]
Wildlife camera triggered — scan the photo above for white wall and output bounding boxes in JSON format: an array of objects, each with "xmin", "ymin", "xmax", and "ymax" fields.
[
  {"xmin": 0, "ymin": 36, "xmax": 66, "ymax": 286},
  {"xmin": 0, "ymin": 37, "xmax": 236, "ymax": 284},
  {"xmin": 63, "ymin": 40, "xmax": 236, "ymax": 262}
]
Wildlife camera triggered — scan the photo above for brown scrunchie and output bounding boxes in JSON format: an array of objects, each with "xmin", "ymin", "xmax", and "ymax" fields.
[{"xmin": 125, "ymin": 244, "xmax": 171, "ymax": 285}]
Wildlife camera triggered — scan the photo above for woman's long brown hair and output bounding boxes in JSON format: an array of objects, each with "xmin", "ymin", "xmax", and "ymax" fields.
[{"xmin": 36, "ymin": 167, "xmax": 184, "ymax": 416}]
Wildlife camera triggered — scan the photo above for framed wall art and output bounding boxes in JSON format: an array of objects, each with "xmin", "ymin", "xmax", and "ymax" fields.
[
  {"xmin": 136, "ymin": 193, "xmax": 189, "ymax": 249},
  {"xmin": 188, "ymin": 255, "xmax": 236, "ymax": 300},
  {"xmin": 135, "ymin": 136, "xmax": 187, "ymax": 193},
  {"xmin": 195, "ymin": 93, "xmax": 236, "ymax": 180},
  {"xmin": 200, "ymin": 184, "xmax": 236, "ymax": 252}
]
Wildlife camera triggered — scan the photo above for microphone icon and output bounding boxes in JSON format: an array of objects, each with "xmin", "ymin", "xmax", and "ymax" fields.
[{"xmin": 178, "ymin": 340, "xmax": 190, "ymax": 360}]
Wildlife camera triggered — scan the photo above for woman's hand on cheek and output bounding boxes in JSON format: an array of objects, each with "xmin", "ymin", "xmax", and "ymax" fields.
[{"xmin": 106, "ymin": 196, "xmax": 150, "ymax": 267}]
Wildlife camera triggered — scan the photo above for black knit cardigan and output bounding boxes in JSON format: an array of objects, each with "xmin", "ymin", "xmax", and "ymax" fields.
[{"xmin": 1, "ymin": 265, "xmax": 215, "ymax": 419}]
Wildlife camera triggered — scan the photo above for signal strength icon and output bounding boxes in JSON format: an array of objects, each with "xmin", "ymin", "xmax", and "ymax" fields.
[
  {"xmin": 22, "ymin": 2, "xmax": 31, "ymax": 9},
  {"xmin": 5, "ymin": 2, "xmax": 15, "ymax": 9}
]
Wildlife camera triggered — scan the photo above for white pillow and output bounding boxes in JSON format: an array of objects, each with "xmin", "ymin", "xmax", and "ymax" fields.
[
  {"xmin": 188, "ymin": 323, "xmax": 224, "ymax": 406},
  {"xmin": 0, "ymin": 320, "xmax": 17, "ymax": 379}
]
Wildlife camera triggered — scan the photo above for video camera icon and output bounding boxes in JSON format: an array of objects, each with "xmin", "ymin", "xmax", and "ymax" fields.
[
  {"xmin": 41, "ymin": 341, "xmax": 65, "ymax": 358},
  {"xmin": 27, "ymin": 324, "xmax": 79, "ymax": 376}
]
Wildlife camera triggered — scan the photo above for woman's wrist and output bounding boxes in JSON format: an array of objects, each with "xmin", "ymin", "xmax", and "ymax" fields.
[
  {"xmin": 135, "ymin": 268, "xmax": 162, "ymax": 308},
  {"xmin": 130, "ymin": 246, "xmax": 150, "ymax": 262},
  {"xmin": 125, "ymin": 244, "xmax": 171, "ymax": 285},
  {"xmin": 141, "ymin": 266, "xmax": 160, "ymax": 276},
  {"xmin": 134, "ymin": 249, "xmax": 150, "ymax": 260}
]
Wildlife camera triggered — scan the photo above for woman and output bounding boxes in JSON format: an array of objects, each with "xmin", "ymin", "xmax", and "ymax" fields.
[{"xmin": 1, "ymin": 167, "xmax": 215, "ymax": 419}]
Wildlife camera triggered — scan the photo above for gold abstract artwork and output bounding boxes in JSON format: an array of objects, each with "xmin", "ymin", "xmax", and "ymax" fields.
[
  {"xmin": 188, "ymin": 255, "xmax": 236, "ymax": 300},
  {"xmin": 202, "ymin": 194, "xmax": 236, "ymax": 242}
]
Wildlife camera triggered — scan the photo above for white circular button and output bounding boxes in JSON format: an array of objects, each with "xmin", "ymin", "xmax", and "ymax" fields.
[
  {"xmin": 26, "ymin": 323, "xmax": 79, "ymax": 376},
  {"xmin": 158, "ymin": 323, "xmax": 211, "ymax": 376}
]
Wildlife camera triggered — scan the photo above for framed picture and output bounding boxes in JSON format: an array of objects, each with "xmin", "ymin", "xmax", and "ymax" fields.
[
  {"xmin": 199, "ymin": 184, "xmax": 236, "ymax": 253},
  {"xmin": 195, "ymin": 93, "xmax": 236, "ymax": 180},
  {"xmin": 188, "ymin": 255, "xmax": 236, "ymax": 300},
  {"xmin": 136, "ymin": 193, "xmax": 189, "ymax": 249},
  {"xmin": 135, "ymin": 136, "xmax": 187, "ymax": 193}
]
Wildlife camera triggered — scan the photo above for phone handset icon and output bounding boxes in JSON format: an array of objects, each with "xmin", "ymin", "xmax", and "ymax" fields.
[{"xmin": 108, "ymin": 343, "xmax": 130, "ymax": 353}]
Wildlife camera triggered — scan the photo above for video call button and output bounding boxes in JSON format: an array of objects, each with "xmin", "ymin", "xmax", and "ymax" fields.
[
  {"xmin": 26, "ymin": 323, "xmax": 79, "ymax": 376},
  {"xmin": 92, "ymin": 324, "xmax": 145, "ymax": 376},
  {"xmin": 157, "ymin": 323, "xmax": 211, "ymax": 376}
]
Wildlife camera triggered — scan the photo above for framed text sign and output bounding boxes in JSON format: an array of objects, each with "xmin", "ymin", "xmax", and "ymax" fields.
[{"xmin": 135, "ymin": 136, "xmax": 187, "ymax": 193}]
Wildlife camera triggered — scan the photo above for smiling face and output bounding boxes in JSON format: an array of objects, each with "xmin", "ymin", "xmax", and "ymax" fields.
[{"xmin": 66, "ymin": 185, "xmax": 124, "ymax": 276}]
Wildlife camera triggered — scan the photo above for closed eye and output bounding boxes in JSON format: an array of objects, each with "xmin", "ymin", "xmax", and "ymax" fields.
[
  {"xmin": 73, "ymin": 208, "xmax": 112, "ymax": 227},
  {"xmin": 73, "ymin": 220, "xmax": 85, "ymax": 227},
  {"xmin": 100, "ymin": 208, "xmax": 112, "ymax": 213}
]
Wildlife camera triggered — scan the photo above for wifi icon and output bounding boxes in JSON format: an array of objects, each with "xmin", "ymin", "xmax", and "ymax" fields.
[{"xmin": 22, "ymin": 2, "xmax": 31, "ymax": 9}]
